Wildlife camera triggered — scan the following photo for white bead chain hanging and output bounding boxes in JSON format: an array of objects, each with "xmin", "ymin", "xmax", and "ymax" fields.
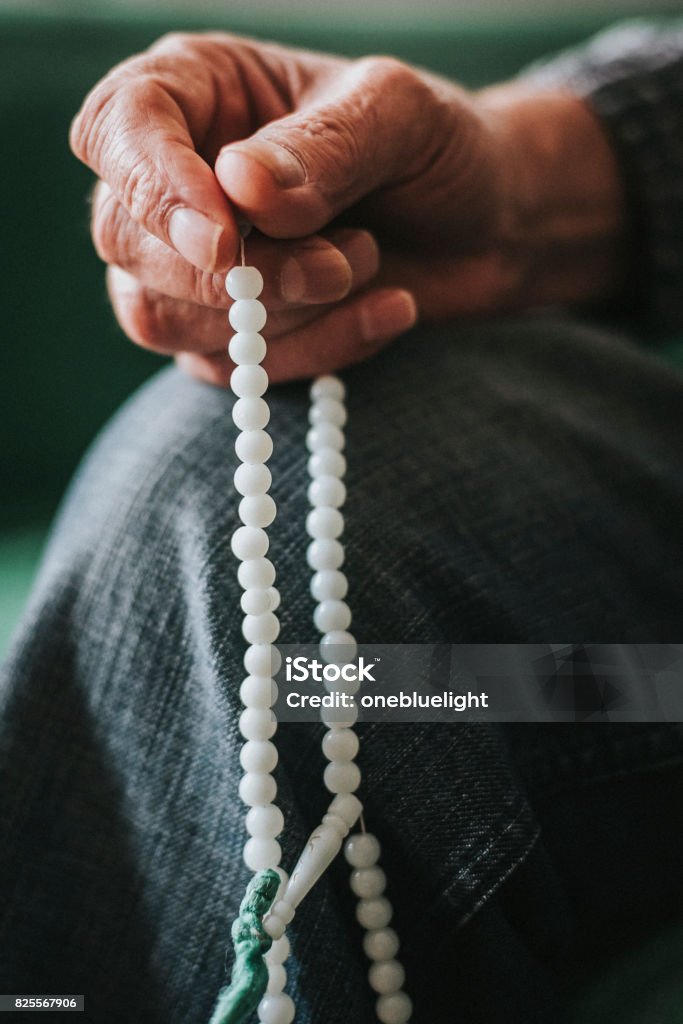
[{"xmin": 226, "ymin": 237, "xmax": 411, "ymax": 1023}]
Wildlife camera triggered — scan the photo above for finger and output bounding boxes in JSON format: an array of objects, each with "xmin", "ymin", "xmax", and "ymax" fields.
[
  {"xmin": 215, "ymin": 57, "xmax": 440, "ymax": 238},
  {"xmin": 175, "ymin": 287, "xmax": 418, "ymax": 385},
  {"xmin": 71, "ymin": 39, "xmax": 241, "ymax": 272},
  {"xmin": 93, "ymin": 182, "xmax": 380, "ymax": 309}
]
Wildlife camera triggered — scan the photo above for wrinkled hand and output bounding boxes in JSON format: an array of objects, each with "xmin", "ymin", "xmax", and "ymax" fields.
[{"xmin": 70, "ymin": 32, "xmax": 624, "ymax": 383}]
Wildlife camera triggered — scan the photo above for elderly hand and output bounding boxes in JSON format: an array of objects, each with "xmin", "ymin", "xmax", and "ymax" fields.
[{"xmin": 71, "ymin": 32, "xmax": 626, "ymax": 384}]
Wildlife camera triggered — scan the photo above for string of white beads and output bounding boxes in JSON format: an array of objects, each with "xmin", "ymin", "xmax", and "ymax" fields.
[
  {"xmin": 344, "ymin": 833, "xmax": 412, "ymax": 1024},
  {"xmin": 227, "ymin": 265, "xmax": 293, "ymax": 1024}
]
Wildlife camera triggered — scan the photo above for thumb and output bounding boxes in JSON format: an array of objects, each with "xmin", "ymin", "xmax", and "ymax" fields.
[{"xmin": 215, "ymin": 57, "xmax": 433, "ymax": 237}]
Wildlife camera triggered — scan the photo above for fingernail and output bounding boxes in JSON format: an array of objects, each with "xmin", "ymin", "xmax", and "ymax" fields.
[
  {"xmin": 168, "ymin": 207, "xmax": 224, "ymax": 272},
  {"xmin": 281, "ymin": 246, "xmax": 352, "ymax": 303},
  {"xmin": 360, "ymin": 290, "xmax": 418, "ymax": 342},
  {"xmin": 107, "ymin": 265, "xmax": 139, "ymax": 295},
  {"xmin": 220, "ymin": 142, "xmax": 306, "ymax": 189}
]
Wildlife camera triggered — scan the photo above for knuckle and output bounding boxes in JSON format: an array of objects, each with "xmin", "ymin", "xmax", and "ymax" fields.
[
  {"xmin": 356, "ymin": 55, "xmax": 414, "ymax": 92},
  {"xmin": 90, "ymin": 184, "xmax": 124, "ymax": 264},
  {"xmin": 110, "ymin": 278, "xmax": 168, "ymax": 350}
]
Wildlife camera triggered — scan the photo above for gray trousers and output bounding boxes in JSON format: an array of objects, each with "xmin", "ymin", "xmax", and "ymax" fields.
[{"xmin": 2, "ymin": 316, "xmax": 683, "ymax": 1023}]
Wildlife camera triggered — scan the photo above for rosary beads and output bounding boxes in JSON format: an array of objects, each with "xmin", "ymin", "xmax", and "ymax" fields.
[{"xmin": 214, "ymin": 250, "xmax": 412, "ymax": 1024}]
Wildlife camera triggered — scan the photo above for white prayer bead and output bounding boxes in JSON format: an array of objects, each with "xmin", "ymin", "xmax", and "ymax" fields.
[
  {"xmin": 311, "ymin": 570, "xmax": 348, "ymax": 602},
  {"xmin": 350, "ymin": 866, "xmax": 386, "ymax": 899},
  {"xmin": 239, "ymin": 708, "xmax": 276, "ymax": 741},
  {"xmin": 244, "ymin": 837, "xmax": 281, "ymax": 871},
  {"xmin": 229, "ymin": 332, "xmax": 266, "ymax": 365},
  {"xmin": 234, "ymin": 462, "xmax": 272, "ymax": 496},
  {"xmin": 240, "ymin": 589, "xmax": 271, "ymax": 616},
  {"xmin": 322, "ymin": 728, "xmax": 359, "ymax": 762},
  {"xmin": 306, "ymin": 424, "xmax": 344, "ymax": 453},
  {"xmin": 307, "ymin": 475, "xmax": 346, "ymax": 509},
  {"xmin": 369, "ymin": 960, "xmax": 405, "ymax": 996},
  {"xmin": 265, "ymin": 935, "xmax": 290, "ymax": 965},
  {"xmin": 226, "ymin": 266, "xmax": 263, "ymax": 299},
  {"xmin": 321, "ymin": 704, "xmax": 358, "ymax": 729},
  {"xmin": 267, "ymin": 587, "xmax": 280, "ymax": 611},
  {"xmin": 239, "ymin": 772, "xmax": 277, "ymax": 807},
  {"xmin": 314, "ymin": 599, "xmax": 352, "ymax": 633},
  {"xmin": 229, "ymin": 298, "xmax": 267, "ymax": 333},
  {"xmin": 231, "ymin": 526, "xmax": 269, "ymax": 561},
  {"xmin": 363, "ymin": 927, "xmax": 400, "ymax": 962},
  {"xmin": 311, "ymin": 376, "xmax": 345, "ymax": 402},
  {"xmin": 239, "ymin": 494, "xmax": 277, "ymax": 528},
  {"xmin": 238, "ymin": 558, "xmax": 276, "ymax": 590},
  {"xmin": 320, "ymin": 631, "xmax": 357, "ymax": 663},
  {"xmin": 230, "ymin": 364, "xmax": 268, "ymax": 397},
  {"xmin": 306, "ymin": 540, "xmax": 344, "ymax": 571},
  {"xmin": 356, "ymin": 897, "xmax": 393, "ymax": 930},
  {"xmin": 244, "ymin": 643, "xmax": 281, "ymax": 677},
  {"xmin": 324, "ymin": 761, "xmax": 361, "ymax": 794},
  {"xmin": 235, "ymin": 430, "xmax": 273, "ymax": 465},
  {"xmin": 266, "ymin": 964, "xmax": 287, "ymax": 992},
  {"xmin": 232, "ymin": 397, "xmax": 270, "ymax": 431},
  {"xmin": 246, "ymin": 803, "xmax": 284, "ymax": 839},
  {"xmin": 242, "ymin": 612, "xmax": 280, "ymax": 645},
  {"xmin": 240, "ymin": 675, "xmax": 277, "ymax": 709},
  {"xmin": 376, "ymin": 992, "xmax": 412, "ymax": 1024},
  {"xmin": 308, "ymin": 449, "xmax": 346, "ymax": 479},
  {"xmin": 240, "ymin": 740, "xmax": 278, "ymax": 774},
  {"xmin": 257, "ymin": 992, "xmax": 295, "ymax": 1024},
  {"xmin": 306, "ymin": 508, "xmax": 344, "ymax": 541},
  {"xmin": 309, "ymin": 398, "xmax": 347, "ymax": 427},
  {"xmin": 345, "ymin": 833, "xmax": 381, "ymax": 868}
]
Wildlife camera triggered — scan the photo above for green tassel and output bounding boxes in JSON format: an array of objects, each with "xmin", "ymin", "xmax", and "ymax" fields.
[{"xmin": 208, "ymin": 869, "xmax": 281, "ymax": 1024}]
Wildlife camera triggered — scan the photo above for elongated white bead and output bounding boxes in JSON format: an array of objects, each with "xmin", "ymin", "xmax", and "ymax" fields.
[
  {"xmin": 231, "ymin": 526, "xmax": 269, "ymax": 561},
  {"xmin": 308, "ymin": 449, "xmax": 346, "ymax": 479},
  {"xmin": 239, "ymin": 708, "xmax": 276, "ymax": 741},
  {"xmin": 309, "ymin": 398, "xmax": 347, "ymax": 427},
  {"xmin": 229, "ymin": 298, "xmax": 267, "ymax": 333},
  {"xmin": 240, "ymin": 675, "xmax": 277, "ymax": 709},
  {"xmin": 306, "ymin": 424, "xmax": 344, "ymax": 453},
  {"xmin": 310, "ymin": 569, "xmax": 348, "ymax": 603},
  {"xmin": 239, "ymin": 772, "xmax": 277, "ymax": 807},
  {"xmin": 234, "ymin": 462, "xmax": 272, "ymax": 496},
  {"xmin": 257, "ymin": 992, "xmax": 295, "ymax": 1024},
  {"xmin": 244, "ymin": 643, "xmax": 281, "ymax": 676},
  {"xmin": 376, "ymin": 992, "xmax": 412, "ymax": 1024},
  {"xmin": 246, "ymin": 803, "xmax": 284, "ymax": 839},
  {"xmin": 306, "ymin": 540, "xmax": 344, "ymax": 571},
  {"xmin": 324, "ymin": 761, "xmax": 361, "ymax": 794},
  {"xmin": 314, "ymin": 599, "xmax": 352, "ymax": 632},
  {"xmin": 322, "ymin": 728, "xmax": 359, "ymax": 762},
  {"xmin": 350, "ymin": 866, "xmax": 386, "ymax": 899},
  {"xmin": 229, "ymin": 332, "xmax": 266, "ymax": 365},
  {"xmin": 244, "ymin": 837, "xmax": 281, "ymax": 872},
  {"xmin": 226, "ymin": 266, "xmax": 263, "ymax": 299},
  {"xmin": 363, "ymin": 927, "xmax": 400, "ymax": 962},
  {"xmin": 369, "ymin": 960, "xmax": 405, "ymax": 996},
  {"xmin": 344, "ymin": 833, "xmax": 381, "ymax": 868},
  {"xmin": 265, "ymin": 935, "xmax": 290, "ymax": 965},
  {"xmin": 240, "ymin": 589, "xmax": 271, "ymax": 616},
  {"xmin": 356, "ymin": 897, "xmax": 393, "ymax": 930},
  {"xmin": 307, "ymin": 476, "xmax": 346, "ymax": 509},
  {"xmin": 242, "ymin": 612, "xmax": 280, "ymax": 645},
  {"xmin": 239, "ymin": 494, "xmax": 277, "ymax": 528},
  {"xmin": 240, "ymin": 740, "xmax": 278, "ymax": 774},
  {"xmin": 311, "ymin": 376, "xmax": 345, "ymax": 402},
  {"xmin": 235, "ymin": 429, "xmax": 273, "ymax": 465},
  {"xmin": 238, "ymin": 558, "xmax": 276, "ymax": 590},
  {"xmin": 306, "ymin": 507, "xmax": 344, "ymax": 540},
  {"xmin": 266, "ymin": 964, "xmax": 287, "ymax": 992},
  {"xmin": 233, "ymin": 396, "xmax": 270, "ymax": 431},
  {"xmin": 231, "ymin": 364, "xmax": 269, "ymax": 397}
]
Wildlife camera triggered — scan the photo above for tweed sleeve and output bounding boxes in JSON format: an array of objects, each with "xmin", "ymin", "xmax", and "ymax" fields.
[{"xmin": 520, "ymin": 21, "xmax": 683, "ymax": 328}]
